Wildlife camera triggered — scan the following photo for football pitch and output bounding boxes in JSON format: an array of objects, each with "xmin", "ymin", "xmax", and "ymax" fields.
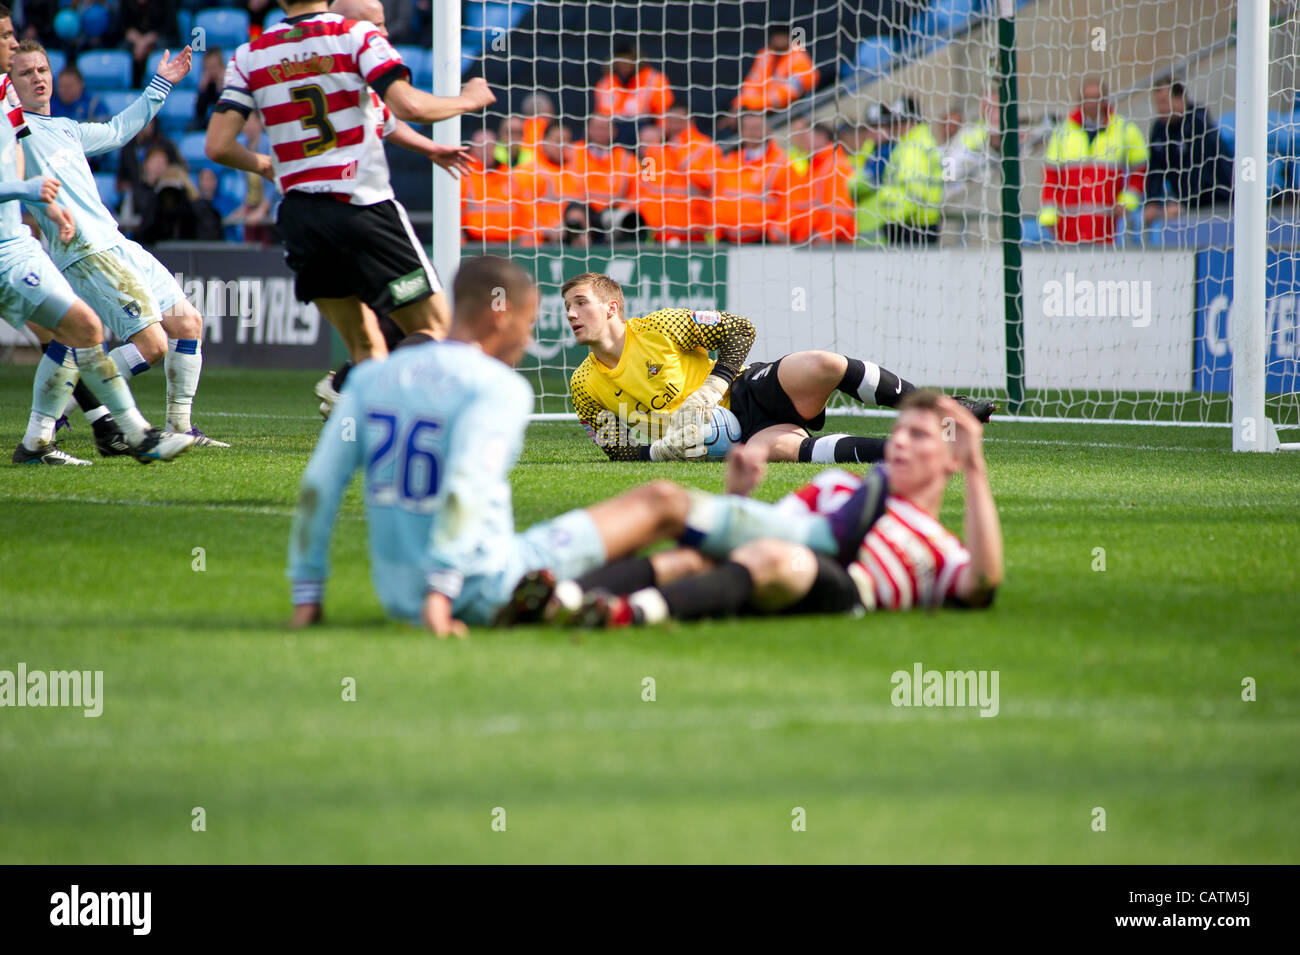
[{"xmin": 0, "ymin": 366, "xmax": 1297, "ymax": 864}]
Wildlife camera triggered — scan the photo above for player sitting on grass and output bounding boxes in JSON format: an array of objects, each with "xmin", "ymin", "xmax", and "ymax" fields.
[
  {"xmin": 563, "ymin": 271, "xmax": 996, "ymax": 463},
  {"xmin": 9, "ymin": 40, "xmax": 228, "ymax": 448},
  {"xmin": 508, "ymin": 391, "xmax": 1002, "ymax": 626},
  {"xmin": 288, "ymin": 256, "xmax": 858, "ymax": 636},
  {"xmin": 1, "ymin": 96, "xmax": 193, "ymax": 464}
]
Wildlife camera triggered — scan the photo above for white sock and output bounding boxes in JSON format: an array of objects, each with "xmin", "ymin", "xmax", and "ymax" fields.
[
  {"xmin": 810, "ymin": 434, "xmax": 851, "ymax": 463},
  {"xmin": 857, "ymin": 361, "xmax": 881, "ymax": 403},
  {"xmin": 75, "ymin": 344, "xmax": 150, "ymax": 441},
  {"xmin": 628, "ymin": 588, "xmax": 669, "ymax": 625},
  {"xmin": 85, "ymin": 405, "xmax": 110, "ymax": 424},
  {"xmin": 109, "ymin": 342, "xmax": 150, "ymax": 380},
  {"xmin": 25, "ymin": 344, "xmax": 78, "ymax": 450},
  {"xmin": 165, "ymin": 338, "xmax": 202, "ymax": 433}
]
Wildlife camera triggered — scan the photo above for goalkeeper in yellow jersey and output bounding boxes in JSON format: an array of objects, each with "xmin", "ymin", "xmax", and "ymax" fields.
[{"xmin": 562, "ymin": 272, "xmax": 995, "ymax": 462}]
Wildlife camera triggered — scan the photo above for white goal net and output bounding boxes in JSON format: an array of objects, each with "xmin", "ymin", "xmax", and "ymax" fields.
[{"xmin": 454, "ymin": 0, "xmax": 1299, "ymax": 430}]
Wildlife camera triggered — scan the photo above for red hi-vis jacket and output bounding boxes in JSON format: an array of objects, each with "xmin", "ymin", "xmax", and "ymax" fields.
[{"xmin": 1040, "ymin": 108, "xmax": 1148, "ymax": 244}]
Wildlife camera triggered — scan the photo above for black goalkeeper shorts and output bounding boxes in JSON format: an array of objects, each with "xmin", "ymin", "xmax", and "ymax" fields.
[
  {"xmin": 728, "ymin": 357, "xmax": 827, "ymax": 441},
  {"xmin": 277, "ymin": 193, "xmax": 442, "ymax": 314}
]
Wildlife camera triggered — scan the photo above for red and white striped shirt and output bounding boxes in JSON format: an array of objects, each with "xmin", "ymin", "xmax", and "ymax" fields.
[
  {"xmin": 779, "ymin": 469, "xmax": 971, "ymax": 612},
  {"xmin": 216, "ymin": 11, "xmax": 408, "ymax": 204},
  {"xmin": 1, "ymin": 75, "xmax": 29, "ymax": 139}
]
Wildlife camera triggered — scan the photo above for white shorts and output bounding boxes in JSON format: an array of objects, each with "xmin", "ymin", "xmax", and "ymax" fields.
[
  {"xmin": 454, "ymin": 508, "xmax": 607, "ymax": 626},
  {"xmin": 63, "ymin": 240, "xmax": 186, "ymax": 342},
  {"xmin": 0, "ymin": 234, "xmax": 80, "ymax": 331}
]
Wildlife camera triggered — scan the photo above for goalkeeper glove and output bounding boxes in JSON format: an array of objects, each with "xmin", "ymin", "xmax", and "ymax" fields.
[{"xmin": 669, "ymin": 374, "xmax": 729, "ymax": 429}]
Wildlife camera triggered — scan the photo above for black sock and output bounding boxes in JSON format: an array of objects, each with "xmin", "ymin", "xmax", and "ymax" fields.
[
  {"xmin": 658, "ymin": 561, "xmax": 754, "ymax": 620},
  {"xmin": 798, "ymin": 434, "xmax": 888, "ymax": 464},
  {"xmin": 576, "ymin": 557, "xmax": 657, "ymax": 594},
  {"xmin": 378, "ymin": 316, "xmax": 405, "ymax": 351},
  {"xmin": 332, "ymin": 361, "xmax": 355, "ymax": 392},
  {"xmin": 395, "ymin": 331, "xmax": 437, "ymax": 350},
  {"xmin": 873, "ymin": 366, "xmax": 914, "ymax": 408},
  {"xmin": 837, "ymin": 358, "xmax": 914, "ymax": 408}
]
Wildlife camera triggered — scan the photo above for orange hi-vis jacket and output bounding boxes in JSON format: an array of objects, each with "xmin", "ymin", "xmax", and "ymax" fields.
[
  {"xmin": 775, "ymin": 144, "xmax": 857, "ymax": 243},
  {"xmin": 733, "ymin": 45, "xmax": 818, "ymax": 113},
  {"xmin": 595, "ymin": 65, "xmax": 674, "ymax": 120},
  {"xmin": 712, "ymin": 140, "xmax": 789, "ymax": 242},
  {"xmin": 572, "ymin": 142, "xmax": 638, "ymax": 211},
  {"xmin": 1040, "ymin": 107, "xmax": 1148, "ymax": 244},
  {"xmin": 462, "ymin": 159, "xmax": 536, "ymax": 243},
  {"xmin": 515, "ymin": 149, "xmax": 584, "ymax": 243},
  {"xmin": 633, "ymin": 127, "xmax": 719, "ymax": 241}
]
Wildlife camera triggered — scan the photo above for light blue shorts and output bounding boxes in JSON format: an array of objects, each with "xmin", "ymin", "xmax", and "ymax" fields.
[
  {"xmin": 63, "ymin": 240, "xmax": 186, "ymax": 341},
  {"xmin": 455, "ymin": 508, "xmax": 607, "ymax": 626},
  {"xmin": 0, "ymin": 234, "xmax": 80, "ymax": 331}
]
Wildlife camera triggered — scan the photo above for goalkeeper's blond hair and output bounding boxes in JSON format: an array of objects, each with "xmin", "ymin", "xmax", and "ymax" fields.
[{"xmin": 561, "ymin": 272, "xmax": 625, "ymax": 320}]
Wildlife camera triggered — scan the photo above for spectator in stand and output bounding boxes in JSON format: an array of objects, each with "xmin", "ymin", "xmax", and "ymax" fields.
[
  {"xmin": 192, "ymin": 48, "xmax": 226, "ymax": 132},
  {"xmin": 659, "ymin": 103, "xmax": 721, "ymax": 175},
  {"xmin": 117, "ymin": 118, "xmax": 179, "ymax": 229},
  {"xmin": 725, "ymin": 26, "xmax": 817, "ymax": 128},
  {"xmin": 49, "ymin": 64, "xmax": 106, "ymax": 122},
  {"xmin": 1144, "ymin": 79, "xmax": 1233, "ymax": 226},
  {"xmin": 192, "ymin": 167, "xmax": 230, "ymax": 241},
  {"xmin": 1039, "ymin": 75, "xmax": 1147, "ymax": 244},
  {"xmin": 518, "ymin": 92, "xmax": 555, "ymax": 153},
  {"xmin": 562, "ymin": 201, "xmax": 603, "ymax": 247},
  {"xmin": 134, "ymin": 147, "xmax": 200, "ymax": 243},
  {"xmin": 462, "ymin": 126, "xmax": 536, "ymax": 244},
  {"xmin": 878, "ymin": 97, "xmax": 945, "ymax": 247},
  {"xmin": 776, "ymin": 122, "xmax": 855, "ymax": 244},
  {"xmin": 493, "ymin": 113, "xmax": 534, "ymax": 168},
  {"xmin": 121, "ymin": 0, "xmax": 181, "ymax": 88},
  {"xmin": 574, "ymin": 114, "xmax": 636, "ymax": 213},
  {"xmin": 594, "ymin": 41, "xmax": 673, "ymax": 144},
  {"xmin": 712, "ymin": 111, "xmax": 788, "ymax": 242},
  {"xmin": 649, "ymin": 106, "xmax": 718, "ymax": 241},
  {"xmin": 941, "ymin": 92, "xmax": 1001, "ymax": 201},
  {"xmin": 517, "ymin": 120, "xmax": 581, "ymax": 243},
  {"xmin": 248, "ymin": 0, "xmax": 276, "ymax": 30},
  {"xmin": 378, "ymin": 0, "xmax": 416, "ymax": 45}
]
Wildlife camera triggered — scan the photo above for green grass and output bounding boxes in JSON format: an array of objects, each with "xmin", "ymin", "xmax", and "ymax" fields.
[{"xmin": 0, "ymin": 366, "xmax": 1297, "ymax": 863}]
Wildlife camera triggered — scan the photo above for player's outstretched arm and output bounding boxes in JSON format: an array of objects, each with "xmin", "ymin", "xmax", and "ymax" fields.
[
  {"xmin": 383, "ymin": 76, "xmax": 496, "ymax": 126},
  {"xmin": 385, "ymin": 119, "xmax": 473, "ymax": 179},
  {"xmin": 287, "ymin": 390, "xmax": 366, "ymax": 627},
  {"xmin": 78, "ymin": 57, "xmax": 189, "ymax": 157},
  {"xmin": 940, "ymin": 396, "xmax": 1003, "ymax": 607}
]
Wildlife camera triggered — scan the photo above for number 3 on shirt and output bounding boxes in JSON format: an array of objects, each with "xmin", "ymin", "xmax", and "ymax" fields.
[
  {"xmin": 290, "ymin": 84, "xmax": 337, "ymax": 156},
  {"xmin": 366, "ymin": 412, "xmax": 441, "ymax": 509}
]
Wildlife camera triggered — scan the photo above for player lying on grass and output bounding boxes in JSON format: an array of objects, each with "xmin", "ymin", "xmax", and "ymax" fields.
[
  {"xmin": 563, "ymin": 271, "xmax": 996, "ymax": 464},
  {"xmin": 0, "ymin": 94, "xmax": 193, "ymax": 464},
  {"xmin": 206, "ymin": 0, "xmax": 494, "ymax": 401},
  {"xmin": 504, "ymin": 391, "xmax": 1002, "ymax": 626},
  {"xmin": 287, "ymin": 256, "xmax": 861, "ymax": 635},
  {"xmin": 9, "ymin": 40, "xmax": 229, "ymax": 449}
]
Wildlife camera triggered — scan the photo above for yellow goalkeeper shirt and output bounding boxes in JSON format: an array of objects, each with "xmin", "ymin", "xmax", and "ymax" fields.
[{"xmin": 569, "ymin": 308, "xmax": 755, "ymax": 460}]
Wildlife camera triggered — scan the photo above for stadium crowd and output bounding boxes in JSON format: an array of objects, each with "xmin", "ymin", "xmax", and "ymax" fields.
[{"xmin": 3, "ymin": 4, "xmax": 1235, "ymax": 249}]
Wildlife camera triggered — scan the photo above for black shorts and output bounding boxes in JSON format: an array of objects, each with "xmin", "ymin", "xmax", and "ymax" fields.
[
  {"xmin": 276, "ymin": 193, "xmax": 442, "ymax": 314},
  {"xmin": 779, "ymin": 553, "xmax": 864, "ymax": 616},
  {"xmin": 728, "ymin": 357, "xmax": 826, "ymax": 441}
]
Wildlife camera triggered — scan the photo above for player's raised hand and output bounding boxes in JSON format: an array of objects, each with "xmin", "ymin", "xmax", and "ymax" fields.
[
  {"xmin": 45, "ymin": 202, "xmax": 76, "ymax": 242},
  {"xmin": 936, "ymin": 395, "xmax": 985, "ymax": 472},
  {"xmin": 460, "ymin": 77, "xmax": 496, "ymax": 111},
  {"xmin": 724, "ymin": 442, "xmax": 767, "ymax": 497},
  {"xmin": 37, "ymin": 176, "xmax": 60, "ymax": 204},
  {"xmin": 428, "ymin": 142, "xmax": 473, "ymax": 179},
  {"xmin": 289, "ymin": 603, "xmax": 323, "ymax": 628},
  {"xmin": 423, "ymin": 591, "xmax": 468, "ymax": 639},
  {"xmin": 156, "ymin": 47, "xmax": 195, "ymax": 85}
]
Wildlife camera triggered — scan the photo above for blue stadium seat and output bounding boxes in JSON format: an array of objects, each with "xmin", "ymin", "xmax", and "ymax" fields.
[
  {"xmin": 77, "ymin": 50, "xmax": 133, "ymax": 91},
  {"xmin": 159, "ymin": 89, "xmax": 198, "ymax": 134},
  {"xmin": 395, "ymin": 46, "xmax": 433, "ymax": 88},
  {"xmin": 914, "ymin": 0, "xmax": 983, "ymax": 39},
  {"xmin": 179, "ymin": 131, "xmax": 217, "ymax": 174},
  {"xmin": 93, "ymin": 172, "xmax": 119, "ymax": 210},
  {"xmin": 146, "ymin": 49, "xmax": 198, "ymax": 90},
  {"xmin": 264, "ymin": 9, "xmax": 287, "ymax": 30},
  {"xmin": 194, "ymin": 8, "xmax": 251, "ymax": 52},
  {"xmin": 219, "ymin": 168, "xmax": 247, "ymax": 206},
  {"xmin": 178, "ymin": 10, "xmax": 194, "ymax": 43},
  {"xmin": 46, "ymin": 49, "xmax": 66, "ymax": 79},
  {"xmin": 853, "ymin": 37, "xmax": 894, "ymax": 79},
  {"xmin": 97, "ymin": 90, "xmax": 136, "ymax": 119}
]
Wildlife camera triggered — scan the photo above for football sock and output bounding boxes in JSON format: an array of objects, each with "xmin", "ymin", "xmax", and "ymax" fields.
[
  {"xmin": 42, "ymin": 344, "xmax": 107, "ymax": 421},
  {"xmin": 24, "ymin": 341, "xmax": 79, "ymax": 449},
  {"xmin": 576, "ymin": 556, "xmax": 658, "ymax": 594},
  {"xmin": 395, "ymin": 331, "xmax": 437, "ymax": 350},
  {"xmin": 332, "ymin": 361, "xmax": 355, "ymax": 393},
  {"xmin": 798, "ymin": 434, "xmax": 888, "ymax": 463},
  {"xmin": 679, "ymin": 490, "xmax": 838, "ymax": 560},
  {"xmin": 109, "ymin": 342, "xmax": 150, "ymax": 379},
  {"xmin": 165, "ymin": 338, "xmax": 202, "ymax": 433},
  {"xmin": 646, "ymin": 561, "xmax": 755, "ymax": 621},
  {"xmin": 74, "ymin": 343, "xmax": 150, "ymax": 441},
  {"xmin": 838, "ymin": 358, "xmax": 915, "ymax": 408}
]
